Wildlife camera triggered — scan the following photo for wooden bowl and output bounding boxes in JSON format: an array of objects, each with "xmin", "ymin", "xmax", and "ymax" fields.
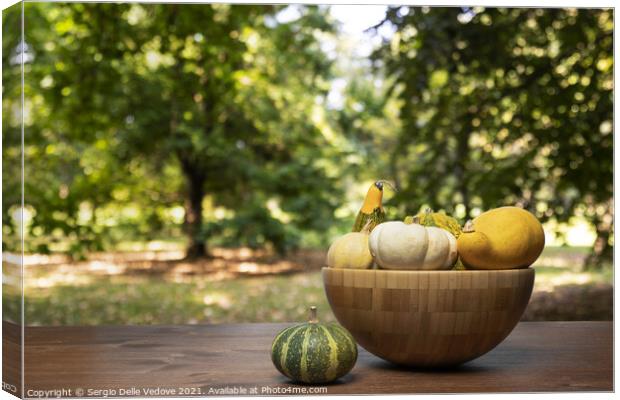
[{"xmin": 322, "ymin": 267, "xmax": 534, "ymax": 367}]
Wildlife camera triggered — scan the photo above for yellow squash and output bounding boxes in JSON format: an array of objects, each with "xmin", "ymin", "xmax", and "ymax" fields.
[
  {"xmin": 326, "ymin": 230, "xmax": 373, "ymax": 269},
  {"xmin": 457, "ymin": 206, "xmax": 545, "ymax": 270}
]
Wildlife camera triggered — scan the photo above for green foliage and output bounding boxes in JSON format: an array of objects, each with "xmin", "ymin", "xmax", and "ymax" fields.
[
  {"xmin": 2, "ymin": 5, "xmax": 23, "ymax": 245},
  {"xmin": 372, "ymin": 7, "xmax": 613, "ymax": 263},
  {"xmin": 205, "ymin": 202, "xmax": 300, "ymax": 253},
  {"xmin": 2, "ymin": 4, "xmax": 346, "ymax": 257}
]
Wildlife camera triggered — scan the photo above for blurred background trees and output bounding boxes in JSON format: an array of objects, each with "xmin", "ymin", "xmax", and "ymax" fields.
[
  {"xmin": 372, "ymin": 7, "xmax": 613, "ymax": 267},
  {"xmin": 4, "ymin": 3, "xmax": 347, "ymax": 258},
  {"xmin": 2, "ymin": 4, "xmax": 613, "ymax": 267}
]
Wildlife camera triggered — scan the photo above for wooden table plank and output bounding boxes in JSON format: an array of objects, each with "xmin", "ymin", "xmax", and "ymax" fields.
[{"xmin": 3, "ymin": 321, "xmax": 613, "ymax": 396}]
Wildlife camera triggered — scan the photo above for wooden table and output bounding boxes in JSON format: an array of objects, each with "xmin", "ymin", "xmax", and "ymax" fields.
[{"xmin": 3, "ymin": 321, "xmax": 612, "ymax": 397}]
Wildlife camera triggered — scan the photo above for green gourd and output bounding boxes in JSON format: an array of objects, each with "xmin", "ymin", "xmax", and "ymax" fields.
[
  {"xmin": 271, "ymin": 307, "xmax": 357, "ymax": 384},
  {"xmin": 404, "ymin": 208, "xmax": 462, "ymax": 238}
]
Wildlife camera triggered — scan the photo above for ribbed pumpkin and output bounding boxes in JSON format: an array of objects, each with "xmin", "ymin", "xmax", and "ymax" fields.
[
  {"xmin": 271, "ymin": 307, "xmax": 357, "ymax": 384},
  {"xmin": 352, "ymin": 181, "xmax": 386, "ymax": 232},
  {"xmin": 405, "ymin": 209, "xmax": 465, "ymax": 270},
  {"xmin": 369, "ymin": 221, "xmax": 458, "ymax": 270}
]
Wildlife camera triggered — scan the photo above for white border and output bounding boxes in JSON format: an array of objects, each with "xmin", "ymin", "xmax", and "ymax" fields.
[{"xmin": 0, "ymin": 1, "xmax": 616, "ymax": 400}]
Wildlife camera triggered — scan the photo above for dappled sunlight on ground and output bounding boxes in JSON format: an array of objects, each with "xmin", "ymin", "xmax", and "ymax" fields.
[
  {"xmin": 27, "ymin": 274, "xmax": 94, "ymax": 289},
  {"xmin": 17, "ymin": 250, "xmax": 186, "ymax": 266},
  {"xmin": 202, "ymin": 293, "xmax": 232, "ymax": 310},
  {"xmin": 532, "ymin": 254, "xmax": 586, "ymax": 269},
  {"xmin": 14, "ymin": 247, "xmax": 327, "ymax": 288},
  {"xmin": 534, "ymin": 271, "xmax": 596, "ymax": 292}
]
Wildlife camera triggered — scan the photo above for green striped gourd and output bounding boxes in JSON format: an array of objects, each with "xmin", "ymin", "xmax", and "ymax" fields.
[
  {"xmin": 405, "ymin": 208, "xmax": 466, "ymax": 270},
  {"xmin": 271, "ymin": 307, "xmax": 357, "ymax": 384}
]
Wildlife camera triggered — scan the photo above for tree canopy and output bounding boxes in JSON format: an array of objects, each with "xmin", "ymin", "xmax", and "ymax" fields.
[
  {"xmin": 2, "ymin": 5, "xmax": 613, "ymax": 266},
  {"xmin": 371, "ymin": 7, "xmax": 613, "ymax": 265},
  {"xmin": 3, "ymin": 3, "xmax": 349, "ymax": 257}
]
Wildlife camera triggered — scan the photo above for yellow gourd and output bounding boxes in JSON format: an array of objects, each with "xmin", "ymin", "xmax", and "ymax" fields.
[
  {"xmin": 352, "ymin": 181, "xmax": 389, "ymax": 232},
  {"xmin": 326, "ymin": 227, "xmax": 373, "ymax": 269},
  {"xmin": 457, "ymin": 206, "xmax": 545, "ymax": 270}
]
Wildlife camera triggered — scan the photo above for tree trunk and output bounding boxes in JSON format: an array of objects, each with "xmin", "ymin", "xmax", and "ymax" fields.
[
  {"xmin": 584, "ymin": 201, "xmax": 613, "ymax": 270},
  {"xmin": 181, "ymin": 163, "xmax": 207, "ymax": 259},
  {"xmin": 455, "ymin": 129, "xmax": 471, "ymax": 218},
  {"xmin": 584, "ymin": 224, "xmax": 613, "ymax": 270}
]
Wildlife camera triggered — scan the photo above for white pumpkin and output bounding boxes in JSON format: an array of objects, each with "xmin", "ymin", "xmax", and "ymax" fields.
[{"xmin": 368, "ymin": 221, "xmax": 458, "ymax": 270}]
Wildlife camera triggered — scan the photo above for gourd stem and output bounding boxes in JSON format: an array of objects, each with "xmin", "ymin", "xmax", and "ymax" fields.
[
  {"xmin": 425, "ymin": 207, "xmax": 433, "ymax": 214},
  {"xmin": 463, "ymin": 220, "xmax": 475, "ymax": 233},
  {"xmin": 309, "ymin": 306, "xmax": 318, "ymax": 323},
  {"xmin": 411, "ymin": 215, "xmax": 420, "ymax": 224},
  {"xmin": 376, "ymin": 180, "xmax": 397, "ymax": 192}
]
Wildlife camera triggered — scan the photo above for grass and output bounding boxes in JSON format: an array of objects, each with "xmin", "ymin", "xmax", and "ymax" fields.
[
  {"xmin": 532, "ymin": 266, "xmax": 612, "ymax": 290},
  {"xmin": 536, "ymin": 246, "xmax": 592, "ymax": 257},
  {"xmin": 3, "ymin": 245, "xmax": 613, "ymax": 326},
  {"xmin": 11, "ymin": 273, "xmax": 334, "ymax": 326}
]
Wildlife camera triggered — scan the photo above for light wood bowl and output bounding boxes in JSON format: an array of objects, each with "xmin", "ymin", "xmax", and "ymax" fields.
[{"xmin": 322, "ymin": 267, "xmax": 534, "ymax": 367}]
